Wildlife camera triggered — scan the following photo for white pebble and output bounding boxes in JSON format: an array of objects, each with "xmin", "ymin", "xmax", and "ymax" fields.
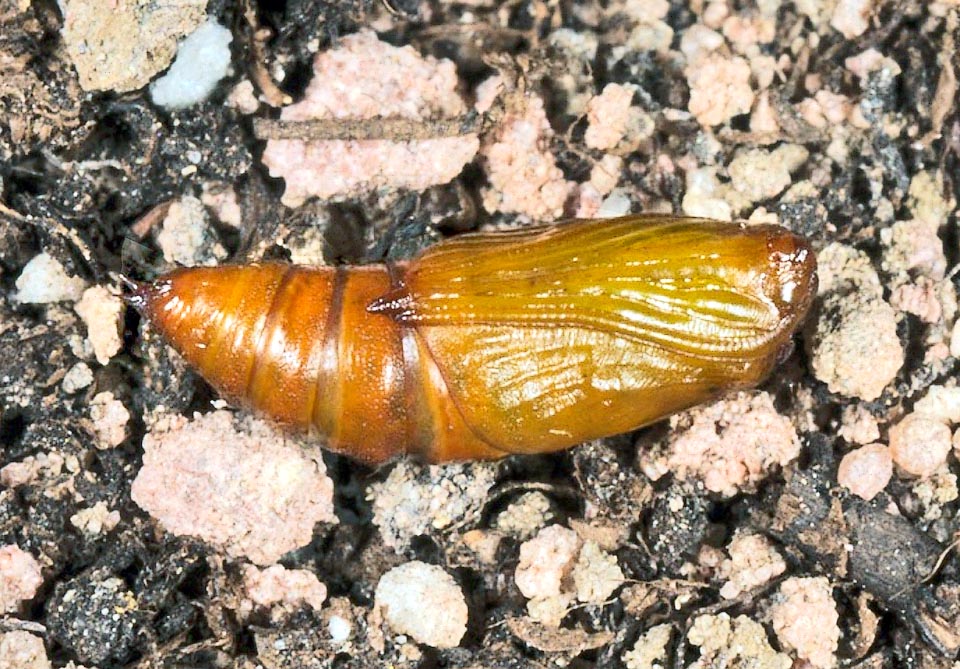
[
  {"xmin": 14, "ymin": 253, "xmax": 87, "ymax": 304},
  {"xmin": 62, "ymin": 362, "xmax": 94, "ymax": 394},
  {"xmin": 328, "ymin": 615, "xmax": 351, "ymax": 642},
  {"xmin": 889, "ymin": 414, "xmax": 952, "ymax": 479},
  {"xmin": 374, "ymin": 561, "xmax": 467, "ymax": 649},
  {"xmin": 150, "ymin": 20, "xmax": 233, "ymax": 109},
  {"xmin": 598, "ymin": 189, "xmax": 632, "ymax": 218}
]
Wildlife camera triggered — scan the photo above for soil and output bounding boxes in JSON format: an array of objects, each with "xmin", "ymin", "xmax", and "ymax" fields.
[{"xmin": 1, "ymin": 1, "xmax": 959, "ymax": 668}]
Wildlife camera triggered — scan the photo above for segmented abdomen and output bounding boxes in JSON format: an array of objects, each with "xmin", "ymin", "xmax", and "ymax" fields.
[{"xmin": 135, "ymin": 263, "xmax": 501, "ymax": 463}]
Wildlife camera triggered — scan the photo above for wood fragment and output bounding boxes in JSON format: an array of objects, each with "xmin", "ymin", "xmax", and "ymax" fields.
[
  {"xmin": 252, "ymin": 113, "xmax": 481, "ymax": 142},
  {"xmin": 129, "ymin": 200, "xmax": 173, "ymax": 239},
  {"xmin": 850, "ymin": 592, "xmax": 880, "ymax": 659},
  {"xmin": 929, "ymin": 27, "xmax": 957, "ymax": 140},
  {"xmin": 242, "ymin": 0, "xmax": 290, "ymax": 108}
]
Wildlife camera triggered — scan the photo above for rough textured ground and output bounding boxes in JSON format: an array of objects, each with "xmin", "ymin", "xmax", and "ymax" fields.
[{"xmin": 1, "ymin": 0, "xmax": 960, "ymax": 668}]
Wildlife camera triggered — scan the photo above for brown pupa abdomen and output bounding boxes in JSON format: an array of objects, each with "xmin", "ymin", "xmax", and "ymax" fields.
[{"xmin": 133, "ymin": 215, "xmax": 817, "ymax": 464}]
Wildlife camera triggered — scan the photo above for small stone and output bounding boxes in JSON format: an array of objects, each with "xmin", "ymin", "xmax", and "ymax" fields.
[
  {"xmin": 572, "ymin": 541, "xmax": 624, "ymax": 604},
  {"xmin": 717, "ymin": 532, "xmax": 786, "ymax": 599},
  {"xmin": 585, "ymin": 83, "xmax": 635, "ymax": 151},
  {"xmin": 369, "ymin": 460, "xmax": 496, "ymax": 552},
  {"xmin": 640, "ymin": 392, "xmax": 800, "ymax": 497},
  {"xmin": 494, "ymin": 491, "xmax": 555, "ymax": 539},
  {"xmin": 515, "ymin": 525, "xmax": 582, "ymax": 600},
  {"xmin": 525, "ymin": 592, "xmax": 575, "ymax": 629},
  {"xmin": 830, "ymin": 0, "xmax": 875, "ymax": 39},
  {"xmin": 14, "ymin": 253, "xmax": 87, "ymax": 304},
  {"xmin": 150, "ymin": 20, "xmax": 233, "ymax": 109},
  {"xmin": 770, "ymin": 577, "xmax": 839, "ymax": 669},
  {"xmin": 156, "ymin": 195, "xmax": 227, "ymax": 267},
  {"xmin": 915, "ymin": 385, "xmax": 960, "ymax": 425},
  {"xmin": 131, "ymin": 411, "xmax": 337, "ymax": 565},
  {"xmin": 681, "ymin": 167, "xmax": 733, "ymax": 220},
  {"xmin": 688, "ymin": 613, "xmax": 791, "ymax": 668},
  {"xmin": 837, "ymin": 444, "xmax": 893, "ymax": 500},
  {"xmin": 727, "ymin": 145, "xmax": 808, "ymax": 204},
  {"xmin": 61, "ymin": 362, "xmax": 94, "ymax": 394},
  {"xmin": 809, "ymin": 291, "xmax": 903, "ymax": 401},
  {"xmin": 912, "ymin": 469, "xmax": 959, "ymax": 521},
  {"xmin": 0, "ymin": 452, "xmax": 65, "ymax": 489},
  {"xmin": 74, "ymin": 287, "xmax": 124, "ymax": 365},
  {"xmin": 882, "ymin": 219, "xmax": 946, "ymax": 281},
  {"xmin": 889, "ymin": 279, "xmax": 942, "ymax": 323},
  {"xmin": 240, "ymin": 564, "xmax": 327, "ymax": 618},
  {"xmin": 262, "ymin": 31, "xmax": 478, "ymax": 207},
  {"xmin": 374, "ymin": 562, "xmax": 467, "ymax": 649},
  {"xmin": 200, "ymin": 183, "xmax": 243, "ymax": 228},
  {"xmin": 69, "ymin": 502, "xmax": 121, "ymax": 537},
  {"xmin": 0, "ymin": 631, "xmax": 50, "ymax": 669},
  {"xmin": 908, "ymin": 170, "xmax": 953, "ymax": 228},
  {"xmin": 845, "ymin": 48, "xmax": 899, "ymax": 80},
  {"xmin": 480, "ymin": 92, "xmax": 573, "ymax": 219},
  {"xmin": 328, "ymin": 615, "xmax": 352, "ymax": 643},
  {"xmin": 0, "ymin": 545, "xmax": 43, "ymax": 613},
  {"xmin": 685, "ymin": 53, "xmax": 755, "ymax": 127},
  {"xmin": 750, "ymin": 90, "xmax": 781, "ymax": 134},
  {"xmin": 622, "ymin": 623, "xmax": 672, "ymax": 669},
  {"xmin": 461, "ymin": 529, "xmax": 503, "ymax": 565},
  {"xmin": 60, "ymin": 0, "xmax": 206, "ymax": 92},
  {"xmin": 89, "ymin": 392, "xmax": 130, "ymax": 448},
  {"xmin": 680, "ymin": 24, "xmax": 726, "ymax": 65},
  {"xmin": 838, "ymin": 405, "xmax": 881, "ymax": 445},
  {"xmin": 227, "ymin": 80, "xmax": 260, "ymax": 114},
  {"xmin": 888, "ymin": 413, "xmax": 952, "ymax": 479}
]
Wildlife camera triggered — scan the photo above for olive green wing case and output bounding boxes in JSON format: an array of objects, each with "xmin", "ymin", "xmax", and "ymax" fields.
[
  {"xmin": 369, "ymin": 215, "xmax": 815, "ymax": 453},
  {"xmin": 407, "ymin": 321, "xmax": 738, "ymax": 454}
]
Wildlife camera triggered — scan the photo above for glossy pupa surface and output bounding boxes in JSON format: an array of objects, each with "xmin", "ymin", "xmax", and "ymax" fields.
[{"xmin": 133, "ymin": 215, "xmax": 817, "ymax": 463}]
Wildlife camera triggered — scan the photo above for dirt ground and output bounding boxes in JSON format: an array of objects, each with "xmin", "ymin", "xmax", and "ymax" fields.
[{"xmin": 1, "ymin": 0, "xmax": 960, "ymax": 668}]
